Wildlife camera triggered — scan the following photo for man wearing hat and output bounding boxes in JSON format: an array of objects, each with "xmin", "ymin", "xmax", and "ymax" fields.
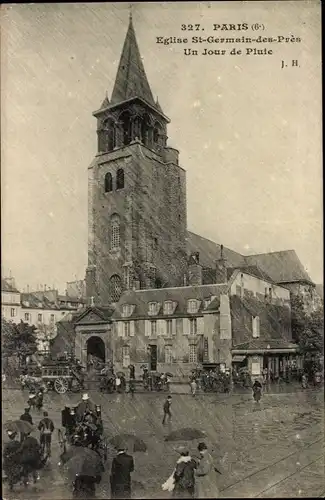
[
  {"xmin": 110, "ymin": 445, "xmax": 134, "ymax": 499},
  {"xmin": 4, "ymin": 430, "xmax": 21, "ymax": 490}
]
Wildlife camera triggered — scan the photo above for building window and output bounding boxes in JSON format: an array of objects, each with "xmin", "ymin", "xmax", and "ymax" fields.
[
  {"xmin": 236, "ymin": 285, "xmax": 242, "ymax": 297},
  {"xmin": 252, "ymin": 316, "xmax": 260, "ymax": 338},
  {"xmin": 204, "ymin": 338, "xmax": 209, "ymax": 360},
  {"xmin": 116, "ymin": 168, "xmax": 125, "ymax": 190},
  {"xmin": 164, "ymin": 301, "xmax": 173, "ymax": 315},
  {"xmin": 189, "ymin": 344, "xmax": 197, "ymax": 363},
  {"xmin": 124, "ymin": 321, "xmax": 131, "ymax": 337},
  {"xmin": 150, "ymin": 320, "xmax": 157, "ymax": 336},
  {"xmin": 111, "ymin": 214, "xmax": 120, "ymax": 250},
  {"xmin": 50, "ymin": 314, "xmax": 55, "ymax": 322},
  {"xmin": 148, "ymin": 302, "xmax": 158, "ymax": 315},
  {"xmin": 109, "ymin": 274, "xmax": 122, "ymax": 302},
  {"xmin": 122, "ymin": 346, "xmax": 130, "ymax": 368},
  {"xmin": 122, "ymin": 304, "xmax": 133, "ymax": 318},
  {"xmin": 189, "ymin": 318, "xmax": 197, "ymax": 335},
  {"xmin": 10, "ymin": 308, "xmax": 16, "ymax": 317},
  {"xmin": 187, "ymin": 299, "xmax": 197, "ymax": 314},
  {"xmin": 38, "ymin": 313, "xmax": 42, "ymax": 322},
  {"xmin": 165, "ymin": 345, "xmax": 172, "ymax": 364},
  {"xmin": 105, "ymin": 172, "xmax": 113, "ymax": 192},
  {"xmin": 153, "ymin": 237, "xmax": 158, "ymax": 250},
  {"xmin": 166, "ymin": 319, "xmax": 173, "ymax": 335},
  {"xmin": 24, "ymin": 313, "xmax": 30, "ymax": 321},
  {"xmin": 269, "ymin": 288, "xmax": 273, "ymax": 300}
]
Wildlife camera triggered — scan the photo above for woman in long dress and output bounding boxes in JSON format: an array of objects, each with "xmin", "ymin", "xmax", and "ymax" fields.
[{"xmin": 195, "ymin": 442, "xmax": 219, "ymax": 498}]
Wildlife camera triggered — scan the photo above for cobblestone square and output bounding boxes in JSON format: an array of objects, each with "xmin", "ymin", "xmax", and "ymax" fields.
[{"xmin": 2, "ymin": 387, "xmax": 324, "ymax": 498}]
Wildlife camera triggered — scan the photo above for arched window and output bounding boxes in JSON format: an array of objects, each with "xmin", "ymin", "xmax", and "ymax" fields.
[
  {"xmin": 111, "ymin": 214, "xmax": 120, "ymax": 250},
  {"xmin": 141, "ymin": 114, "xmax": 151, "ymax": 147},
  {"xmin": 153, "ymin": 121, "xmax": 162, "ymax": 145},
  {"xmin": 116, "ymin": 168, "xmax": 124, "ymax": 190},
  {"xmin": 119, "ymin": 111, "xmax": 132, "ymax": 145},
  {"xmin": 105, "ymin": 172, "xmax": 113, "ymax": 193},
  {"xmin": 109, "ymin": 274, "xmax": 122, "ymax": 302},
  {"xmin": 103, "ymin": 118, "xmax": 116, "ymax": 151}
]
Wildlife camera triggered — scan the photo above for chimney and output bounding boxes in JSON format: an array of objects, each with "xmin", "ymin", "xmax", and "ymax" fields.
[
  {"xmin": 183, "ymin": 274, "xmax": 187, "ymax": 286},
  {"xmin": 188, "ymin": 252, "xmax": 202, "ymax": 286},
  {"xmin": 215, "ymin": 245, "xmax": 227, "ymax": 284}
]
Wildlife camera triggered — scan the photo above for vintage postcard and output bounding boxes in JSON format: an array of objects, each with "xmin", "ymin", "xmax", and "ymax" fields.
[{"xmin": 1, "ymin": 2, "xmax": 323, "ymax": 499}]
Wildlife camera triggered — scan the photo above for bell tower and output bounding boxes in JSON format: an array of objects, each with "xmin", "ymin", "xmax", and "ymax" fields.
[{"xmin": 86, "ymin": 15, "xmax": 188, "ymax": 305}]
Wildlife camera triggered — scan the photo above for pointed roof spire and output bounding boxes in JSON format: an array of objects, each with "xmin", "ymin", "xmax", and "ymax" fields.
[
  {"xmin": 110, "ymin": 14, "xmax": 155, "ymax": 107},
  {"xmin": 100, "ymin": 91, "xmax": 110, "ymax": 109},
  {"xmin": 155, "ymin": 96, "xmax": 163, "ymax": 113}
]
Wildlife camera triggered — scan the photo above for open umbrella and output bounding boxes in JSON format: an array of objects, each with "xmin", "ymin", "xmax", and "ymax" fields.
[
  {"xmin": 4, "ymin": 420, "xmax": 35, "ymax": 434},
  {"xmin": 109, "ymin": 434, "xmax": 147, "ymax": 453},
  {"xmin": 164, "ymin": 428, "xmax": 206, "ymax": 442},
  {"xmin": 63, "ymin": 448, "xmax": 104, "ymax": 480},
  {"xmin": 165, "ymin": 372, "xmax": 174, "ymax": 377}
]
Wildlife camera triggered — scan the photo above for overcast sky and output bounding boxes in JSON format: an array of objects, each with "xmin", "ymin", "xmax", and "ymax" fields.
[{"xmin": 1, "ymin": 1, "xmax": 322, "ymax": 292}]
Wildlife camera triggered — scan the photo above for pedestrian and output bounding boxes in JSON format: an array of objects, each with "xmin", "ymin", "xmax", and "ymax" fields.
[
  {"xmin": 301, "ymin": 373, "xmax": 308, "ymax": 389},
  {"xmin": 20, "ymin": 407, "xmax": 33, "ymax": 443},
  {"xmin": 252, "ymin": 380, "xmax": 262, "ymax": 403},
  {"xmin": 129, "ymin": 379, "xmax": 135, "ymax": 397},
  {"xmin": 36, "ymin": 389, "xmax": 44, "ymax": 411},
  {"xmin": 263, "ymin": 367, "xmax": 268, "ymax": 384},
  {"xmin": 195, "ymin": 442, "xmax": 219, "ymax": 498},
  {"xmin": 166, "ymin": 445, "xmax": 197, "ymax": 498},
  {"xmin": 162, "ymin": 395, "xmax": 172, "ymax": 424},
  {"xmin": 20, "ymin": 407, "xmax": 33, "ymax": 425},
  {"xmin": 190, "ymin": 379, "xmax": 197, "ymax": 397},
  {"xmin": 129, "ymin": 365, "xmax": 135, "ymax": 380},
  {"xmin": 18, "ymin": 430, "xmax": 42, "ymax": 485},
  {"xmin": 110, "ymin": 445, "xmax": 134, "ymax": 499},
  {"xmin": 3, "ymin": 430, "xmax": 21, "ymax": 491},
  {"xmin": 38, "ymin": 411, "xmax": 54, "ymax": 457},
  {"xmin": 115, "ymin": 376, "xmax": 121, "ymax": 393},
  {"xmin": 120, "ymin": 374, "xmax": 126, "ymax": 392}
]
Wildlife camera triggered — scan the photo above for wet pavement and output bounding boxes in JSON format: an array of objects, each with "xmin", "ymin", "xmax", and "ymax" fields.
[{"xmin": 2, "ymin": 388, "xmax": 324, "ymax": 499}]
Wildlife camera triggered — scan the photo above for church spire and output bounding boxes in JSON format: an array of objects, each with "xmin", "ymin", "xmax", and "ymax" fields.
[{"xmin": 110, "ymin": 14, "xmax": 155, "ymax": 107}]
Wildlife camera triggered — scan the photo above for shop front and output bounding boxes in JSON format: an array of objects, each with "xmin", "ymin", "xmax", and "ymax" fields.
[{"xmin": 232, "ymin": 340, "xmax": 299, "ymax": 382}]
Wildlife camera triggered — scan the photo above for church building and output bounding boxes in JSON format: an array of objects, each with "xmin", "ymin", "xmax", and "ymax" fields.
[{"xmin": 52, "ymin": 14, "xmax": 320, "ymax": 380}]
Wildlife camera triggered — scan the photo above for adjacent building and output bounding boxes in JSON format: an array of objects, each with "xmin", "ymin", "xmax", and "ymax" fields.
[{"xmin": 1, "ymin": 278, "xmax": 85, "ymax": 353}]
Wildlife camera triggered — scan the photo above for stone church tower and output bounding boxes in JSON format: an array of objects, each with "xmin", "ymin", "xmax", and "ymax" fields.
[{"xmin": 86, "ymin": 15, "xmax": 188, "ymax": 305}]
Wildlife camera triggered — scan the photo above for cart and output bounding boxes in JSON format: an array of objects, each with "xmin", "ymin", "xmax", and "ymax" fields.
[{"xmin": 41, "ymin": 360, "xmax": 84, "ymax": 394}]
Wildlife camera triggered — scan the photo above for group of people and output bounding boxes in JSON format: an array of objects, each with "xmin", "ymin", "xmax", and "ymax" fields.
[
  {"xmin": 162, "ymin": 442, "xmax": 220, "ymax": 498},
  {"xmin": 4, "ymin": 408, "xmax": 55, "ymax": 491},
  {"xmin": 62, "ymin": 393, "xmax": 103, "ymax": 449},
  {"xmin": 190, "ymin": 369, "xmax": 232, "ymax": 394}
]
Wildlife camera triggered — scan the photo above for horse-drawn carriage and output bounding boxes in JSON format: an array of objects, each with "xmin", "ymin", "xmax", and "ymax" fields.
[
  {"xmin": 58, "ymin": 398, "xmax": 109, "ymax": 462},
  {"xmin": 20, "ymin": 358, "xmax": 84, "ymax": 394}
]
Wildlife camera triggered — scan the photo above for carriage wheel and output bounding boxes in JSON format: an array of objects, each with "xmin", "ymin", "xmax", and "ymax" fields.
[{"xmin": 54, "ymin": 377, "xmax": 68, "ymax": 394}]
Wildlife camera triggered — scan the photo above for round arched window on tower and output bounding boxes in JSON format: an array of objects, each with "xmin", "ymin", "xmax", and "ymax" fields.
[{"xmin": 109, "ymin": 275, "xmax": 122, "ymax": 302}]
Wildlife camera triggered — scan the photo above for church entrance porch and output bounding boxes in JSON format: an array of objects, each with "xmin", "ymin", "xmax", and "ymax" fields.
[{"xmin": 86, "ymin": 336, "xmax": 105, "ymax": 369}]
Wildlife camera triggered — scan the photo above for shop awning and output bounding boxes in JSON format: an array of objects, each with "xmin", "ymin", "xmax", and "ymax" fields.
[{"xmin": 232, "ymin": 355, "xmax": 247, "ymax": 362}]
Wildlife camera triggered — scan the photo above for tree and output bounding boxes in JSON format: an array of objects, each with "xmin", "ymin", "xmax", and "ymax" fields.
[
  {"xmin": 2, "ymin": 318, "xmax": 38, "ymax": 366},
  {"xmin": 291, "ymin": 296, "xmax": 324, "ymax": 374}
]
